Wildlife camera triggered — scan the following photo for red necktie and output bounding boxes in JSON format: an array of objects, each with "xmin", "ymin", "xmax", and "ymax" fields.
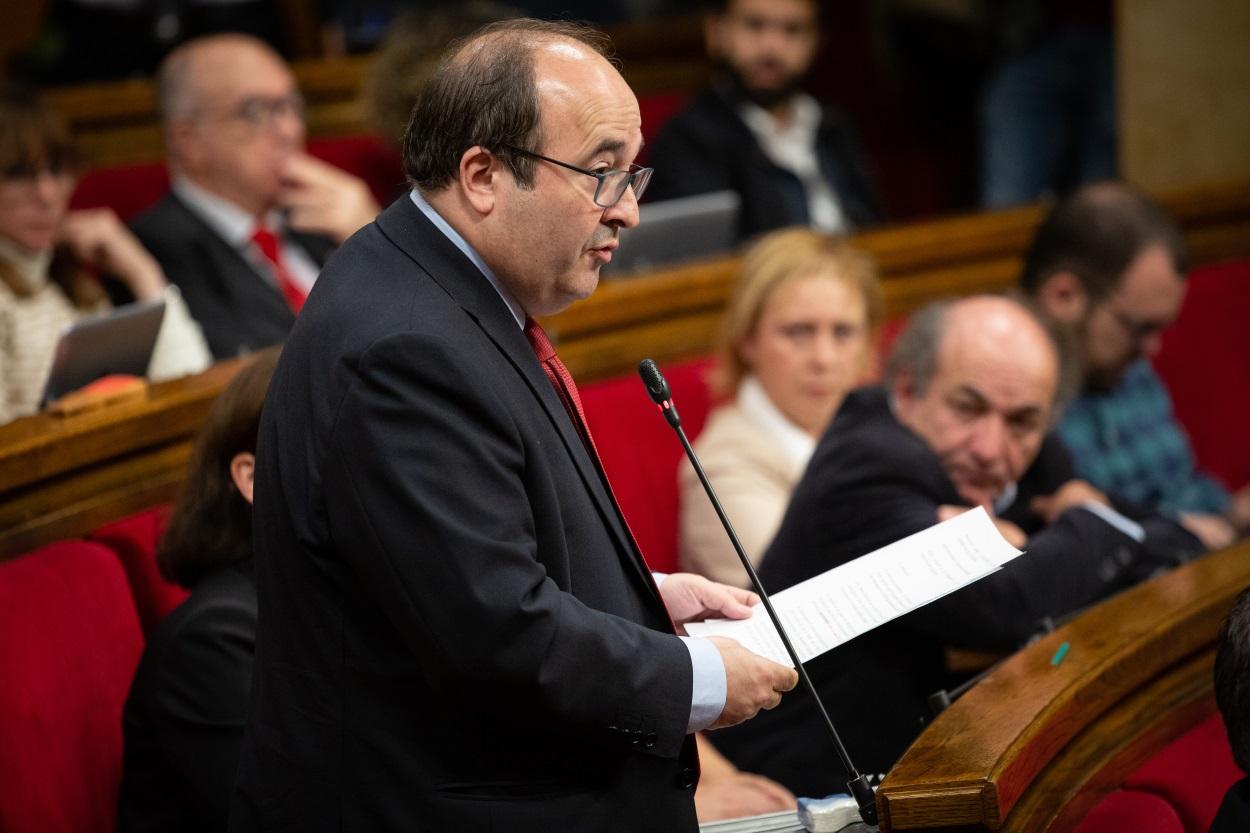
[
  {"xmin": 251, "ymin": 225, "xmax": 307, "ymax": 314},
  {"xmin": 524, "ymin": 317, "xmax": 663, "ymax": 596}
]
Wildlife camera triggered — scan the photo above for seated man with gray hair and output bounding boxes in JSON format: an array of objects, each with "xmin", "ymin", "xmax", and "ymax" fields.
[{"xmin": 710, "ymin": 295, "xmax": 1203, "ymax": 795}]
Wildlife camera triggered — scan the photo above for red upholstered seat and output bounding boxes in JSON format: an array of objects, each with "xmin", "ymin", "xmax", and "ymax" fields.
[
  {"xmin": 1073, "ymin": 789, "xmax": 1186, "ymax": 833},
  {"xmin": 1121, "ymin": 712, "xmax": 1244, "ymax": 832},
  {"xmin": 1073, "ymin": 713, "xmax": 1243, "ymax": 833},
  {"xmin": 69, "ymin": 161, "xmax": 170, "ymax": 221},
  {"xmin": 69, "ymin": 133, "xmax": 405, "ymax": 223},
  {"xmin": 1154, "ymin": 259, "xmax": 1250, "ymax": 492},
  {"xmin": 91, "ymin": 506, "xmax": 188, "ymax": 637},
  {"xmin": 582, "ymin": 357, "xmax": 716, "ymax": 574},
  {"xmin": 0, "ymin": 540, "xmax": 144, "ymax": 833},
  {"xmin": 637, "ymin": 91, "xmax": 690, "ymax": 166}
]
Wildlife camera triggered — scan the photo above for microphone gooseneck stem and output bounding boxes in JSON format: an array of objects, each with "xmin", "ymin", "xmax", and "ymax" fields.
[{"xmin": 670, "ymin": 418, "xmax": 879, "ymax": 826}]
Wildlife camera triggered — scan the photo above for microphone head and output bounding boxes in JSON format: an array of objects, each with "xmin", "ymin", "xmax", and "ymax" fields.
[{"xmin": 637, "ymin": 359, "xmax": 671, "ymax": 405}]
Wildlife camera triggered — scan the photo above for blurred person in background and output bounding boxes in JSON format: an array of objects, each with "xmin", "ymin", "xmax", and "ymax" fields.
[
  {"xmin": 679, "ymin": 228, "xmax": 882, "ymax": 587},
  {"xmin": 132, "ymin": 34, "xmax": 380, "ymax": 360},
  {"xmin": 118, "ymin": 347, "xmax": 278, "ymax": 833},
  {"xmin": 647, "ymin": 0, "xmax": 880, "ymax": 241},
  {"xmin": 1021, "ymin": 181, "xmax": 1250, "ymax": 551},
  {"xmin": 0, "ymin": 84, "xmax": 210, "ymax": 425}
]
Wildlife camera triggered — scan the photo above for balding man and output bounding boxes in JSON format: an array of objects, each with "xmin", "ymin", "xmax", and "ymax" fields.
[
  {"xmin": 132, "ymin": 34, "xmax": 380, "ymax": 359},
  {"xmin": 709, "ymin": 296, "xmax": 1202, "ymax": 793},
  {"xmin": 233, "ymin": 20, "xmax": 797, "ymax": 833}
]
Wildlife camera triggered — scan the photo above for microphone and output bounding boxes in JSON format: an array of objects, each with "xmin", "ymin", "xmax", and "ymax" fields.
[{"xmin": 637, "ymin": 359, "xmax": 879, "ymax": 827}]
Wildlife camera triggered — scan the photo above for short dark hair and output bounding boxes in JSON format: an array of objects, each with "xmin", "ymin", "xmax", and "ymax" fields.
[
  {"xmin": 1216, "ymin": 585, "xmax": 1250, "ymax": 772},
  {"xmin": 402, "ymin": 18, "xmax": 613, "ymax": 192},
  {"xmin": 157, "ymin": 348, "xmax": 280, "ymax": 588},
  {"xmin": 1019, "ymin": 181, "xmax": 1190, "ymax": 301}
]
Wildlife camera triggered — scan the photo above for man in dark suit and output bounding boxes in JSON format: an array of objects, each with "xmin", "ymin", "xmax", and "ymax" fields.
[
  {"xmin": 646, "ymin": 0, "xmax": 880, "ymax": 241},
  {"xmin": 132, "ymin": 34, "xmax": 380, "ymax": 359},
  {"xmin": 230, "ymin": 20, "xmax": 797, "ymax": 833},
  {"xmin": 711, "ymin": 296, "xmax": 1201, "ymax": 795}
]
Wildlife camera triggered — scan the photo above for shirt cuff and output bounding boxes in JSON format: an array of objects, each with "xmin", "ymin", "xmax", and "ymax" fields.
[
  {"xmin": 652, "ymin": 572, "xmax": 668, "ymax": 586},
  {"xmin": 1078, "ymin": 501, "xmax": 1147, "ymax": 543},
  {"xmin": 681, "ymin": 635, "xmax": 726, "ymax": 733}
]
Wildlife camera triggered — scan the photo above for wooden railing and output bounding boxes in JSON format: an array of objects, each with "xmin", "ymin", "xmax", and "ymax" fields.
[
  {"xmin": 1, "ymin": 179, "xmax": 1247, "ymax": 559},
  {"xmin": 877, "ymin": 537, "xmax": 1250, "ymax": 831},
  {"xmin": 543, "ymin": 178, "xmax": 1250, "ymax": 382}
]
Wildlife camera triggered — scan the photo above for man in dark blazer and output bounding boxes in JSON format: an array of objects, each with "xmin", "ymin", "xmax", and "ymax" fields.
[
  {"xmin": 646, "ymin": 0, "xmax": 880, "ymax": 241},
  {"xmin": 132, "ymin": 34, "xmax": 379, "ymax": 359},
  {"xmin": 711, "ymin": 296, "xmax": 1202, "ymax": 795},
  {"xmin": 230, "ymin": 20, "xmax": 797, "ymax": 833}
]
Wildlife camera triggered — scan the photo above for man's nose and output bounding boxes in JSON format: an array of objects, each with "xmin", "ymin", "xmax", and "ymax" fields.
[
  {"xmin": 968, "ymin": 416, "xmax": 1008, "ymax": 465},
  {"xmin": 604, "ymin": 182, "xmax": 641, "ymax": 229},
  {"xmin": 33, "ymin": 170, "xmax": 63, "ymax": 203}
]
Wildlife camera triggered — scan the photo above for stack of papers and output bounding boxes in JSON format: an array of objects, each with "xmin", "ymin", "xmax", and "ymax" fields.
[
  {"xmin": 698, "ymin": 810, "xmax": 803, "ymax": 833},
  {"xmin": 686, "ymin": 507, "xmax": 1022, "ymax": 665}
]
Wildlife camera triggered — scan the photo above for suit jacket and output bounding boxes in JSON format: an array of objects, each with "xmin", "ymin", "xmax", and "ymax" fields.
[
  {"xmin": 710, "ymin": 387, "xmax": 1201, "ymax": 794},
  {"xmin": 678, "ymin": 402, "xmax": 805, "ymax": 587},
  {"xmin": 229, "ymin": 195, "xmax": 700, "ymax": 833},
  {"xmin": 646, "ymin": 83, "xmax": 881, "ymax": 242},
  {"xmin": 131, "ymin": 192, "xmax": 336, "ymax": 360},
  {"xmin": 118, "ymin": 562, "xmax": 256, "ymax": 833}
]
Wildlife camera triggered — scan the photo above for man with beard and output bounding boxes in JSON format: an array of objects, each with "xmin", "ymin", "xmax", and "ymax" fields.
[
  {"xmin": 708, "ymin": 295, "xmax": 1201, "ymax": 793},
  {"xmin": 646, "ymin": 0, "xmax": 880, "ymax": 241},
  {"xmin": 133, "ymin": 35, "xmax": 381, "ymax": 359},
  {"xmin": 1021, "ymin": 182, "xmax": 1250, "ymax": 551}
]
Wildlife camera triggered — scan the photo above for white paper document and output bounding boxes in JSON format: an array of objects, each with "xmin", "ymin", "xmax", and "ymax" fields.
[{"xmin": 685, "ymin": 507, "xmax": 1023, "ymax": 665}]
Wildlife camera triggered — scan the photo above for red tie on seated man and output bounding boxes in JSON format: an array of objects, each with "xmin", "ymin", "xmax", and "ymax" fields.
[{"xmin": 250, "ymin": 224, "xmax": 306, "ymax": 313}]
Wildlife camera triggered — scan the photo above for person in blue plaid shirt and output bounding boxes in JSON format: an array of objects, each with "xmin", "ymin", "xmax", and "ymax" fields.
[{"xmin": 1022, "ymin": 181, "xmax": 1250, "ymax": 551}]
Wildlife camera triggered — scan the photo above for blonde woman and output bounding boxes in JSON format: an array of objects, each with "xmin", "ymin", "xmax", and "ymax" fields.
[{"xmin": 680, "ymin": 228, "xmax": 882, "ymax": 586}]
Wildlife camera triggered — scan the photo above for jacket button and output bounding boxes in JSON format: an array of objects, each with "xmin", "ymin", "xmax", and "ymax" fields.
[
  {"xmin": 643, "ymin": 732, "xmax": 657, "ymax": 749},
  {"xmin": 675, "ymin": 767, "xmax": 697, "ymax": 790}
]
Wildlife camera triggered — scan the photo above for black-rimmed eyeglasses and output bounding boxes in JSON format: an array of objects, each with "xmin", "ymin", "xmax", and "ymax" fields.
[{"xmin": 500, "ymin": 144, "xmax": 653, "ymax": 209}]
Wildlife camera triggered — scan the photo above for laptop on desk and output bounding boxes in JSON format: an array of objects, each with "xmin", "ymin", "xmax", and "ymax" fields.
[
  {"xmin": 602, "ymin": 190, "xmax": 741, "ymax": 278},
  {"xmin": 41, "ymin": 297, "xmax": 166, "ymax": 406}
]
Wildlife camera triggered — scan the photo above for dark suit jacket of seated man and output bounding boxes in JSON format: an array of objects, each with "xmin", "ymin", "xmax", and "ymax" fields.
[{"xmin": 709, "ymin": 303, "xmax": 1203, "ymax": 796}]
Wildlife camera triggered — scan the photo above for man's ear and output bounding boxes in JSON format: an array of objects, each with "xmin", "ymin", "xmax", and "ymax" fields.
[
  {"xmin": 890, "ymin": 370, "xmax": 918, "ymax": 421},
  {"xmin": 1035, "ymin": 271, "xmax": 1089, "ymax": 324},
  {"xmin": 458, "ymin": 146, "xmax": 498, "ymax": 216},
  {"xmin": 230, "ymin": 452, "xmax": 256, "ymax": 506}
]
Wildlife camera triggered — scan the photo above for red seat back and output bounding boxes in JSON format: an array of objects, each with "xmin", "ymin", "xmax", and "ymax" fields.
[
  {"xmin": 1073, "ymin": 789, "xmax": 1186, "ymax": 833},
  {"xmin": 582, "ymin": 357, "xmax": 716, "ymax": 573},
  {"xmin": 0, "ymin": 541, "xmax": 144, "ymax": 833},
  {"xmin": 91, "ymin": 506, "xmax": 188, "ymax": 637},
  {"xmin": 1154, "ymin": 259, "xmax": 1250, "ymax": 492}
]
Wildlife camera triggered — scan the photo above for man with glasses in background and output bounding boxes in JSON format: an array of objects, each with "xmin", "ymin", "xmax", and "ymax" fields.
[
  {"xmin": 232, "ymin": 19, "xmax": 798, "ymax": 833},
  {"xmin": 132, "ymin": 34, "xmax": 380, "ymax": 359},
  {"xmin": 1022, "ymin": 181, "xmax": 1250, "ymax": 550}
]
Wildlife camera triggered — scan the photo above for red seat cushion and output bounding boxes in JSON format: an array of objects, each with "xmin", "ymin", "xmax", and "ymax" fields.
[
  {"xmin": 0, "ymin": 540, "xmax": 144, "ymax": 833},
  {"xmin": 1154, "ymin": 259, "xmax": 1250, "ymax": 492},
  {"xmin": 69, "ymin": 161, "xmax": 170, "ymax": 221},
  {"xmin": 92, "ymin": 506, "xmax": 188, "ymax": 637},
  {"xmin": 582, "ymin": 357, "xmax": 715, "ymax": 574},
  {"xmin": 1073, "ymin": 789, "xmax": 1186, "ymax": 833},
  {"xmin": 306, "ymin": 134, "xmax": 405, "ymax": 208},
  {"xmin": 1122, "ymin": 711, "xmax": 1245, "ymax": 832}
]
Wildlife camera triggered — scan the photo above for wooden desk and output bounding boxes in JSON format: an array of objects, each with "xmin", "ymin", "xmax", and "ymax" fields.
[
  {"xmin": 1, "ymin": 179, "xmax": 1247, "ymax": 558},
  {"xmin": 877, "ymin": 539, "xmax": 1250, "ymax": 831}
]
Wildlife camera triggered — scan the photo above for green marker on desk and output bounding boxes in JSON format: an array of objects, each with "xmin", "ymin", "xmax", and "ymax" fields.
[{"xmin": 1051, "ymin": 641, "xmax": 1071, "ymax": 667}]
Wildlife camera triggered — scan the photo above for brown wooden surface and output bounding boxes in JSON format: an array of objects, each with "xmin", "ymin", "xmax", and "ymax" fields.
[
  {"xmin": 39, "ymin": 16, "xmax": 707, "ymax": 168},
  {"xmin": 877, "ymin": 539, "xmax": 1250, "ymax": 831},
  {"xmin": 0, "ymin": 178, "xmax": 1246, "ymax": 561},
  {"xmin": 544, "ymin": 178, "xmax": 1250, "ymax": 382}
]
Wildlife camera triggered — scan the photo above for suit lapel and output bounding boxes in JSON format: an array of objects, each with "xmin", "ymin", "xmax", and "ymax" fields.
[{"xmin": 375, "ymin": 196, "xmax": 664, "ymax": 610}]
